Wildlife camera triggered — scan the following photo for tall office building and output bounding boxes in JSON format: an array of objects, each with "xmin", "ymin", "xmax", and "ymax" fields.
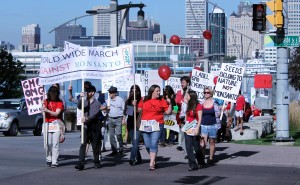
[
  {"xmin": 153, "ymin": 33, "xmax": 166, "ymax": 44},
  {"xmin": 185, "ymin": 0, "xmax": 208, "ymax": 38},
  {"xmin": 55, "ymin": 24, "xmax": 86, "ymax": 48},
  {"xmin": 180, "ymin": 36, "xmax": 204, "ymax": 56},
  {"xmin": 287, "ymin": 0, "xmax": 300, "ymax": 36},
  {"xmin": 209, "ymin": 8, "xmax": 226, "ymax": 60},
  {"xmin": 126, "ymin": 19, "xmax": 160, "ymax": 42},
  {"xmin": 92, "ymin": 6, "xmax": 128, "ymax": 40},
  {"xmin": 227, "ymin": 0, "xmax": 263, "ymax": 59},
  {"xmin": 22, "ymin": 24, "xmax": 40, "ymax": 51}
]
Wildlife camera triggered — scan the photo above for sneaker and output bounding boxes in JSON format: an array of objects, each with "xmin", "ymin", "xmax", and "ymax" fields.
[
  {"xmin": 94, "ymin": 163, "xmax": 101, "ymax": 169},
  {"xmin": 75, "ymin": 163, "xmax": 84, "ymax": 171},
  {"xmin": 207, "ymin": 159, "xmax": 214, "ymax": 164},
  {"xmin": 129, "ymin": 160, "xmax": 137, "ymax": 166},
  {"xmin": 46, "ymin": 162, "xmax": 51, "ymax": 167},
  {"xmin": 176, "ymin": 146, "xmax": 183, "ymax": 151},
  {"xmin": 51, "ymin": 163, "xmax": 58, "ymax": 168},
  {"xmin": 107, "ymin": 151, "xmax": 118, "ymax": 156},
  {"xmin": 159, "ymin": 142, "xmax": 166, "ymax": 147},
  {"xmin": 188, "ymin": 166, "xmax": 199, "ymax": 171}
]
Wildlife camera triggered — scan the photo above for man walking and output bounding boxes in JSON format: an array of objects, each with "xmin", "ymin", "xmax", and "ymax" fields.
[
  {"xmin": 75, "ymin": 86, "xmax": 102, "ymax": 170},
  {"xmin": 107, "ymin": 86, "xmax": 125, "ymax": 155}
]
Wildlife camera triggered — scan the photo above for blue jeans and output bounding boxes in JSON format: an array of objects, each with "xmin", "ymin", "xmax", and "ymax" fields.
[
  {"xmin": 128, "ymin": 128, "xmax": 141, "ymax": 161},
  {"xmin": 142, "ymin": 124, "xmax": 164, "ymax": 153}
]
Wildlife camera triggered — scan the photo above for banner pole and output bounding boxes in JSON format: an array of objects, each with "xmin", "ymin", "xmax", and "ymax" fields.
[
  {"xmin": 133, "ymin": 74, "xmax": 137, "ymax": 140},
  {"xmin": 220, "ymin": 101, "xmax": 226, "ymax": 121},
  {"xmin": 43, "ymin": 86, "xmax": 48, "ymax": 149},
  {"xmin": 81, "ymin": 79, "xmax": 85, "ymax": 144}
]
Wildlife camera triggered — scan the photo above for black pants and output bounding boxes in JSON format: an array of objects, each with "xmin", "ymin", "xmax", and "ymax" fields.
[
  {"xmin": 78, "ymin": 123, "xmax": 101, "ymax": 165},
  {"xmin": 184, "ymin": 133, "xmax": 203, "ymax": 168}
]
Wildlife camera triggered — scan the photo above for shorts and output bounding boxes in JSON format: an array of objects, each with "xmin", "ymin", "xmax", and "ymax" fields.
[
  {"xmin": 235, "ymin": 110, "xmax": 244, "ymax": 118},
  {"xmin": 201, "ymin": 125, "xmax": 217, "ymax": 139}
]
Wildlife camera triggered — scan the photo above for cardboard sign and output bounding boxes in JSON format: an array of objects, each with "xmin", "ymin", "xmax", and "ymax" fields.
[
  {"xmin": 47, "ymin": 121, "xmax": 60, "ymax": 132},
  {"xmin": 164, "ymin": 114, "xmax": 180, "ymax": 132},
  {"xmin": 39, "ymin": 44, "xmax": 135, "ymax": 85},
  {"xmin": 190, "ymin": 70, "xmax": 215, "ymax": 100},
  {"xmin": 144, "ymin": 70, "xmax": 163, "ymax": 96},
  {"xmin": 254, "ymin": 74, "xmax": 272, "ymax": 88},
  {"xmin": 21, "ymin": 78, "xmax": 44, "ymax": 115},
  {"xmin": 139, "ymin": 120, "xmax": 160, "ymax": 132},
  {"xmin": 166, "ymin": 77, "xmax": 181, "ymax": 94},
  {"xmin": 214, "ymin": 64, "xmax": 245, "ymax": 103},
  {"xmin": 182, "ymin": 120, "xmax": 198, "ymax": 136}
]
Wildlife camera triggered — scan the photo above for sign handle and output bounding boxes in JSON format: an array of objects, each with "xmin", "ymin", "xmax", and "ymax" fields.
[
  {"xmin": 133, "ymin": 74, "xmax": 137, "ymax": 140},
  {"xmin": 220, "ymin": 101, "xmax": 227, "ymax": 121},
  {"xmin": 43, "ymin": 86, "xmax": 48, "ymax": 148},
  {"xmin": 81, "ymin": 79, "xmax": 85, "ymax": 144}
]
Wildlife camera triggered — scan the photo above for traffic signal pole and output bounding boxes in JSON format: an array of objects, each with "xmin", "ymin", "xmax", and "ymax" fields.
[{"xmin": 274, "ymin": 0, "xmax": 293, "ymax": 143}]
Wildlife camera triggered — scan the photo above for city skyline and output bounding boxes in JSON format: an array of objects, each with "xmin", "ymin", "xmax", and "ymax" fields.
[{"xmin": 0, "ymin": 0, "xmax": 261, "ymax": 46}]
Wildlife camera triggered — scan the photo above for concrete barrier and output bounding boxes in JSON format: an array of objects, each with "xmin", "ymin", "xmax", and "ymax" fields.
[{"xmin": 231, "ymin": 128, "xmax": 258, "ymax": 141}]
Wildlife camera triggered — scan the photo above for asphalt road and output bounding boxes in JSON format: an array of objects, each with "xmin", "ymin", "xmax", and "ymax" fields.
[{"xmin": 0, "ymin": 132, "xmax": 299, "ymax": 185}]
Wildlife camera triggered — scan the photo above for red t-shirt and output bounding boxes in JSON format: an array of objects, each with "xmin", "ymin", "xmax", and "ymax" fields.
[
  {"xmin": 186, "ymin": 103, "xmax": 202, "ymax": 123},
  {"xmin": 235, "ymin": 95, "xmax": 245, "ymax": 111},
  {"xmin": 225, "ymin": 102, "xmax": 231, "ymax": 111},
  {"xmin": 138, "ymin": 98, "xmax": 169, "ymax": 124},
  {"xmin": 44, "ymin": 100, "xmax": 64, "ymax": 123}
]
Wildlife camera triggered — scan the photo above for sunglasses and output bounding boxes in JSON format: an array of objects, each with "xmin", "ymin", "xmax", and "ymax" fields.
[{"xmin": 204, "ymin": 92, "xmax": 210, "ymax": 94}]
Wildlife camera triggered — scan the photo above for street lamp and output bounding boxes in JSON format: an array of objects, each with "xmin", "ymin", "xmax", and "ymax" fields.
[{"xmin": 86, "ymin": 1, "xmax": 146, "ymax": 47}]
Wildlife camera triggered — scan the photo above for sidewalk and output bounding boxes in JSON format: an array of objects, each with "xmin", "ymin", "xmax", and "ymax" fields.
[{"xmin": 129, "ymin": 142, "xmax": 300, "ymax": 168}]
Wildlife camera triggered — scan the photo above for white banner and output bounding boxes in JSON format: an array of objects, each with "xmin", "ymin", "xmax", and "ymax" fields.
[
  {"xmin": 101, "ymin": 74, "xmax": 144, "ymax": 92},
  {"xmin": 21, "ymin": 78, "xmax": 44, "ymax": 115},
  {"xmin": 166, "ymin": 77, "xmax": 181, "ymax": 94},
  {"xmin": 39, "ymin": 44, "xmax": 135, "ymax": 85},
  {"xmin": 213, "ymin": 63, "xmax": 245, "ymax": 102},
  {"xmin": 164, "ymin": 114, "xmax": 180, "ymax": 132},
  {"xmin": 144, "ymin": 70, "xmax": 163, "ymax": 96},
  {"xmin": 64, "ymin": 41, "xmax": 81, "ymax": 51},
  {"xmin": 190, "ymin": 70, "xmax": 215, "ymax": 100}
]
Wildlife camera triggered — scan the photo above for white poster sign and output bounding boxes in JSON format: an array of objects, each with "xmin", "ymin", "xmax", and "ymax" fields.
[
  {"xmin": 190, "ymin": 70, "xmax": 215, "ymax": 100},
  {"xmin": 144, "ymin": 70, "xmax": 163, "ymax": 96},
  {"xmin": 21, "ymin": 78, "xmax": 44, "ymax": 115},
  {"xmin": 39, "ymin": 44, "xmax": 135, "ymax": 85},
  {"xmin": 166, "ymin": 77, "xmax": 181, "ymax": 94},
  {"xmin": 213, "ymin": 63, "xmax": 245, "ymax": 102},
  {"xmin": 164, "ymin": 114, "xmax": 180, "ymax": 132}
]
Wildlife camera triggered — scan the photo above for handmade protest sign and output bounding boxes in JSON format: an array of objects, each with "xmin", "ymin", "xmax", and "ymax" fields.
[
  {"xmin": 39, "ymin": 44, "xmax": 135, "ymax": 85},
  {"xmin": 21, "ymin": 78, "xmax": 44, "ymax": 115},
  {"xmin": 164, "ymin": 114, "xmax": 180, "ymax": 132},
  {"xmin": 181, "ymin": 120, "xmax": 198, "ymax": 136},
  {"xmin": 166, "ymin": 77, "xmax": 181, "ymax": 94},
  {"xmin": 144, "ymin": 70, "xmax": 163, "ymax": 96},
  {"xmin": 213, "ymin": 63, "xmax": 245, "ymax": 102},
  {"xmin": 190, "ymin": 70, "xmax": 215, "ymax": 100}
]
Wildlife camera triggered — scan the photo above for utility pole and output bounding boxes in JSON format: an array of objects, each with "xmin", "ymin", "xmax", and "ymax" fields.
[
  {"xmin": 274, "ymin": 0, "xmax": 291, "ymax": 141},
  {"xmin": 110, "ymin": 0, "xmax": 118, "ymax": 47}
]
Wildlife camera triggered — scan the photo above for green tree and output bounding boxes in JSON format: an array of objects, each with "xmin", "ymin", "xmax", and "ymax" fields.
[
  {"xmin": 288, "ymin": 47, "xmax": 300, "ymax": 91},
  {"xmin": 0, "ymin": 49, "xmax": 26, "ymax": 98}
]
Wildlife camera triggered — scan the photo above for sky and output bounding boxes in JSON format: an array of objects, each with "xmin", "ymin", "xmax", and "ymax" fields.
[{"xmin": 0, "ymin": 0, "xmax": 260, "ymax": 46}]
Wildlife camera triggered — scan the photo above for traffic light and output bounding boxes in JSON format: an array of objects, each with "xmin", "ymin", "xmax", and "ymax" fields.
[
  {"xmin": 252, "ymin": 4, "xmax": 266, "ymax": 32},
  {"xmin": 266, "ymin": 0, "xmax": 284, "ymax": 29}
]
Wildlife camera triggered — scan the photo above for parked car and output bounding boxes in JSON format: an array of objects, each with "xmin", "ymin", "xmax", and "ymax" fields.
[{"xmin": 0, "ymin": 99, "xmax": 43, "ymax": 136}]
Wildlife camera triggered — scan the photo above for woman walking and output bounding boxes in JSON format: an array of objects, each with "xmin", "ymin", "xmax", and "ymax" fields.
[
  {"xmin": 200, "ymin": 87, "xmax": 220, "ymax": 164},
  {"xmin": 42, "ymin": 86, "xmax": 65, "ymax": 168},
  {"xmin": 183, "ymin": 90, "xmax": 204, "ymax": 171},
  {"xmin": 138, "ymin": 85, "xmax": 172, "ymax": 171},
  {"xmin": 123, "ymin": 85, "xmax": 143, "ymax": 166}
]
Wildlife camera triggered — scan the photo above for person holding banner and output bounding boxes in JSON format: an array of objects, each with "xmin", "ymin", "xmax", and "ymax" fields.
[
  {"xmin": 75, "ymin": 86, "xmax": 102, "ymax": 170},
  {"xmin": 123, "ymin": 85, "xmax": 142, "ymax": 166},
  {"xmin": 68, "ymin": 81, "xmax": 92, "ymax": 103},
  {"xmin": 175, "ymin": 76, "xmax": 190, "ymax": 153},
  {"xmin": 42, "ymin": 86, "xmax": 65, "ymax": 168},
  {"xmin": 182, "ymin": 90, "xmax": 204, "ymax": 171},
  {"xmin": 200, "ymin": 87, "xmax": 221, "ymax": 165},
  {"xmin": 138, "ymin": 85, "xmax": 172, "ymax": 171}
]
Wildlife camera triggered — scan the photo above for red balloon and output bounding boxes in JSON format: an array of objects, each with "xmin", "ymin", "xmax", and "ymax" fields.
[
  {"xmin": 170, "ymin": 35, "xmax": 180, "ymax": 45},
  {"xmin": 213, "ymin": 76, "xmax": 218, "ymax": 85},
  {"xmin": 158, "ymin": 65, "xmax": 172, "ymax": 80},
  {"xmin": 203, "ymin": 30, "xmax": 212, "ymax": 40}
]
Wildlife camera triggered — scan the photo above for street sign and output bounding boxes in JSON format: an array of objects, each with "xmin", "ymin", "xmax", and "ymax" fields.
[{"xmin": 264, "ymin": 35, "xmax": 299, "ymax": 47}]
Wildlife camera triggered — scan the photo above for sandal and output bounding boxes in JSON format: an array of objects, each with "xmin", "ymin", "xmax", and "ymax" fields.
[
  {"xmin": 149, "ymin": 166, "xmax": 155, "ymax": 171},
  {"xmin": 240, "ymin": 129, "xmax": 244, "ymax": 135}
]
